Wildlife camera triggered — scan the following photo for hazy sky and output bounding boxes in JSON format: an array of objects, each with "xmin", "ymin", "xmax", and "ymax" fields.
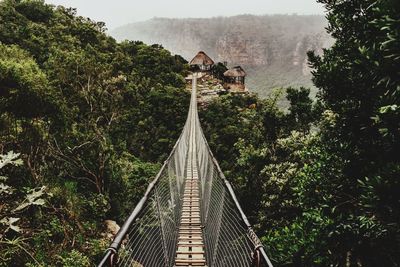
[{"xmin": 45, "ymin": 0, "xmax": 325, "ymax": 30}]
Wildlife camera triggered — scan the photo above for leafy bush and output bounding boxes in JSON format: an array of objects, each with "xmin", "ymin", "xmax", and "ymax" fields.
[{"xmin": 0, "ymin": 0, "xmax": 189, "ymax": 265}]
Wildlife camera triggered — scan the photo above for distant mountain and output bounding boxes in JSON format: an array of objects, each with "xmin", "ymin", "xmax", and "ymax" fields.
[{"xmin": 111, "ymin": 15, "xmax": 333, "ymax": 98}]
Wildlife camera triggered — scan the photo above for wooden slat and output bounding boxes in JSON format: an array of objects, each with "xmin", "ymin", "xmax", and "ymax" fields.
[{"xmin": 175, "ymin": 135, "xmax": 206, "ymax": 266}]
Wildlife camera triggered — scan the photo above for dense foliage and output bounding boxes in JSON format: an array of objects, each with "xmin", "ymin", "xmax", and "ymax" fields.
[
  {"xmin": 201, "ymin": 0, "xmax": 400, "ymax": 266},
  {"xmin": 0, "ymin": 0, "xmax": 189, "ymax": 265}
]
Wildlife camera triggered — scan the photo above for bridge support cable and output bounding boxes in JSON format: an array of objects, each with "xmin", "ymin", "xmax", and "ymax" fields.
[{"xmin": 98, "ymin": 73, "xmax": 273, "ymax": 267}]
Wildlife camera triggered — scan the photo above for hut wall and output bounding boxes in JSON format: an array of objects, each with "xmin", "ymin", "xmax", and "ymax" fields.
[
  {"xmin": 199, "ymin": 64, "xmax": 212, "ymax": 71},
  {"xmin": 223, "ymin": 82, "xmax": 246, "ymax": 92},
  {"xmin": 225, "ymin": 76, "xmax": 245, "ymax": 84}
]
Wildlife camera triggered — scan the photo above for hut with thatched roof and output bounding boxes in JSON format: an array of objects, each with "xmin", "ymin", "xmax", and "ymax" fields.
[
  {"xmin": 223, "ymin": 66, "xmax": 247, "ymax": 92},
  {"xmin": 189, "ymin": 51, "xmax": 215, "ymax": 72}
]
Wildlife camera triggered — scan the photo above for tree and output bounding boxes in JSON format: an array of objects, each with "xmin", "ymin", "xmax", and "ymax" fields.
[
  {"xmin": 305, "ymin": 0, "xmax": 400, "ymax": 265},
  {"xmin": 0, "ymin": 44, "xmax": 58, "ymax": 120},
  {"xmin": 211, "ymin": 62, "xmax": 228, "ymax": 80},
  {"xmin": 286, "ymin": 87, "xmax": 314, "ymax": 132}
]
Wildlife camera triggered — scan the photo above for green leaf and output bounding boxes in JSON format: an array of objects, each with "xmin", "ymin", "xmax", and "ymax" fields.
[
  {"xmin": 13, "ymin": 186, "xmax": 47, "ymax": 212},
  {"xmin": 0, "ymin": 217, "xmax": 21, "ymax": 233}
]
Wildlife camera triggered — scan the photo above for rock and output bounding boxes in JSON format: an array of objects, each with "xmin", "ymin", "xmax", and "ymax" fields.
[
  {"xmin": 130, "ymin": 261, "xmax": 144, "ymax": 267},
  {"xmin": 104, "ymin": 220, "xmax": 120, "ymax": 239},
  {"xmin": 112, "ymin": 16, "xmax": 331, "ymax": 67},
  {"xmin": 111, "ymin": 16, "xmax": 333, "ymax": 93}
]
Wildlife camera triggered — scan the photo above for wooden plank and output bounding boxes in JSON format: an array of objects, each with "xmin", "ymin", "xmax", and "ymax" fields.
[
  {"xmin": 175, "ymin": 259, "xmax": 206, "ymax": 264},
  {"xmin": 176, "ymin": 251, "xmax": 204, "ymax": 255},
  {"xmin": 175, "ymin": 138, "xmax": 206, "ymax": 267}
]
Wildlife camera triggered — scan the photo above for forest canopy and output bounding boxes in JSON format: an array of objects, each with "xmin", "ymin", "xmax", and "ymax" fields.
[
  {"xmin": 0, "ymin": 0, "xmax": 189, "ymax": 265},
  {"xmin": 200, "ymin": 0, "xmax": 400, "ymax": 266}
]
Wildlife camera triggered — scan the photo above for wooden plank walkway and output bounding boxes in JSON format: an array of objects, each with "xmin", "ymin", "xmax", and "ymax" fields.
[
  {"xmin": 175, "ymin": 159, "xmax": 206, "ymax": 266},
  {"xmin": 175, "ymin": 81, "xmax": 207, "ymax": 266}
]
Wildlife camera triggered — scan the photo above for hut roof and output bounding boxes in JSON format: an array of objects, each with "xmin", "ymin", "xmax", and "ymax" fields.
[
  {"xmin": 223, "ymin": 66, "xmax": 246, "ymax": 77},
  {"xmin": 190, "ymin": 51, "xmax": 215, "ymax": 66}
]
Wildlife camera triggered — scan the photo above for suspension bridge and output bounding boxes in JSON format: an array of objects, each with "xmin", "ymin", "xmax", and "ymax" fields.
[{"xmin": 98, "ymin": 74, "xmax": 273, "ymax": 267}]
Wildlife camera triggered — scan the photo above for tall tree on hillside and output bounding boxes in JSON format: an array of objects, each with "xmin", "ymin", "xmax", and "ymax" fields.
[
  {"xmin": 307, "ymin": 0, "xmax": 400, "ymax": 265},
  {"xmin": 286, "ymin": 87, "xmax": 315, "ymax": 132}
]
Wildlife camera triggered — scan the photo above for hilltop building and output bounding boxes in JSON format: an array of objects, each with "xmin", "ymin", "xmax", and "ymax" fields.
[
  {"xmin": 186, "ymin": 53, "xmax": 249, "ymax": 104},
  {"xmin": 223, "ymin": 66, "xmax": 247, "ymax": 92},
  {"xmin": 189, "ymin": 51, "xmax": 214, "ymax": 72}
]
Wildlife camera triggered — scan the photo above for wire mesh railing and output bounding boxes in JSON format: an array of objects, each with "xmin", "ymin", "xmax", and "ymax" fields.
[{"xmin": 98, "ymin": 74, "xmax": 273, "ymax": 267}]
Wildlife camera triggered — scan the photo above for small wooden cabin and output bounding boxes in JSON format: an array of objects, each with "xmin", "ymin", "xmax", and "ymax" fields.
[
  {"xmin": 223, "ymin": 66, "xmax": 246, "ymax": 92},
  {"xmin": 189, "ymin": 51, "xmax": 215, "ymax": 72}
]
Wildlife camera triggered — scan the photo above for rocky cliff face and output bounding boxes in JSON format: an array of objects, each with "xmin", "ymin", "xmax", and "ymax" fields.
[{"xmin": 111, "ymin": 15, "xmax": 333, "ymax": 98}]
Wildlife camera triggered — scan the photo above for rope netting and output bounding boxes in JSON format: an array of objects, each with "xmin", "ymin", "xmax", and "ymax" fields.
[{"xmin": 98, "ymin": 75, "xmax": 273, "ymax": 267}]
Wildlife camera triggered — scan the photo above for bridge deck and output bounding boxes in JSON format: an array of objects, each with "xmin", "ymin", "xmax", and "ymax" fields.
[{"xmin": 175, "ymin": 75, "xmax": 207, "ymax": 267}]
